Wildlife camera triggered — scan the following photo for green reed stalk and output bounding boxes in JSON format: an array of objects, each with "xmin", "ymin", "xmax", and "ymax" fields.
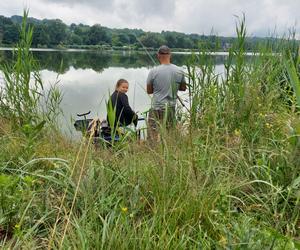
[{"xmin": 284, "ymin": 51, "xmax": 300, "ymax": 107}]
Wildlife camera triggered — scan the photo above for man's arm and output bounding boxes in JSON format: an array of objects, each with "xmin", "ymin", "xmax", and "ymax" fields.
[
  {"xmin": 178, "ymin": 71, "xmax": 186, "ymax": 91},
  {"xmin": 146, "ymin": 70, "xmax": 154, "ymax": 94},
  {"xmin": 147, "ymin": 83, "xmax": 153, "ymax": 94},
  {"xmin": 178, "ymin": 82, "xmax": 186, "ymax": 91}
]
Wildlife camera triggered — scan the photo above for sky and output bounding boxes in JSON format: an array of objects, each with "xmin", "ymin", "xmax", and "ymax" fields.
[{"xmin": 1, "ymin": 0, "xmax": 299, "ymax": 38}]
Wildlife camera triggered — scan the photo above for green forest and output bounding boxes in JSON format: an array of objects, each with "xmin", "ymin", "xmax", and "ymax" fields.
[{"xmin": 0, "ymin": 14, "xmax": 283, "ymax": 51}]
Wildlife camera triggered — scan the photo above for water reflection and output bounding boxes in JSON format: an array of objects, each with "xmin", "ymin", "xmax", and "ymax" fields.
[
  {"xmin": 0, "ymin": 50, "xmax": 226, "ymax": 137},
  {"xmin": 0, "ymin": 50, "xmax": 228, "ymax": 73},
  {"xmin": 42, "ymin": 67, "xmax": 151, "ymax": 134}
]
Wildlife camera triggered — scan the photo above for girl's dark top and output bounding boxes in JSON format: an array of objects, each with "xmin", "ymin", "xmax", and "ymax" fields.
[{"xmin": 108, "ymin": 90, "xmax": 137, "ymax": 127}]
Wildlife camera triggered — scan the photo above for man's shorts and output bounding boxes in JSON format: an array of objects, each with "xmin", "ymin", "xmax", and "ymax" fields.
[{"xmin": 147, "ymin": 106, "xmax": 176, "ymax": 140}]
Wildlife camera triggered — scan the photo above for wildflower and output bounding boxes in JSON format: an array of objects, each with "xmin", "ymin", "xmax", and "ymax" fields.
[
  {"xmin": 259, "ymin": 113, "xmax": 264, "ymax": 117},
  {"xmin": 129, "ymin": 213, "xmax": 134, "ymax": 218},
  {"xmin": 121, "ymin": 207, "xmax": 128, "ymax": 213},
  {"xmin": 14, "ymin": 224, "xmax": 21, "ymax": 229},
  {"xmin": 219, "ymin": 235, "xmax": 227, "ymax": 247},
  {"xmin": 265, "ymin": 122, "xmax": 272, "ymax": 129},
  {"xmin": 234, "ymin": 129, "xmax": 241, "ymax": 136}
]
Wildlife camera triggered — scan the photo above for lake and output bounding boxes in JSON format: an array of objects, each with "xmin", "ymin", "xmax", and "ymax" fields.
[{"xmin": 0, "ymin": 49, "xmax": 226, "ymax": 137}]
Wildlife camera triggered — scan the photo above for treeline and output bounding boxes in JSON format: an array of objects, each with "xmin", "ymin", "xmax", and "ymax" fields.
[{"xmin": 0, "ymin": 15, "xmax": 286, "ymax": 51}]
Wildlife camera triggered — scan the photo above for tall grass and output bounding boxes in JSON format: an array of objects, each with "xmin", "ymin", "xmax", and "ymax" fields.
[
  {"xmin": 0, "ymin": 10, "xmax": 62, "ymax": 129},
  {"xmin": 284, "ymin": 51, "xmax": 300, "ymax": 108},
  {"xmin": 0, "ymin": 13, "xmax": 300, "ymax": 249},
  {"xmin": 0, "ymin": 10, "xmax": 64, "ymax": 246}
]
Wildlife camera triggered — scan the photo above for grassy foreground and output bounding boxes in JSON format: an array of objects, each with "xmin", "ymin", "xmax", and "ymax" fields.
[{"xmin": 1, "ymin": 13, "xmax": 300, "ymax": 249}]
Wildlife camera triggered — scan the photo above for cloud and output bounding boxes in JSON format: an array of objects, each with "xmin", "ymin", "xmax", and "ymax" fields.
[
  {"xmin": 0, "ymin": 0, "xmax": 299, "ymax": 37},
  {"xmin": 173, "ymin": 0, "xmax": 299, "ymax": 36},
  {"xmin": 40, "ymin": 0, "xmax": 114, "ymax": 9}
]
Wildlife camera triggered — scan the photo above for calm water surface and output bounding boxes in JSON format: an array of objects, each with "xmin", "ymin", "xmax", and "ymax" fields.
[{"xmin": 0, "ymin": 50, "xmax": 226, "ymax": 137}]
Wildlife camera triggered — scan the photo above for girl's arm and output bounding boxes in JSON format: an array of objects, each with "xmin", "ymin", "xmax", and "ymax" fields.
[{"xmin": 119, "ymin": 93, "xmax": 136, "ymax": 117}]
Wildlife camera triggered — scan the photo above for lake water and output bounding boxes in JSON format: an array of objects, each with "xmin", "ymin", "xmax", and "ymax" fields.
[{"xmin": 0, "ymin": 49, "xmax": 226, "ymax": 137}]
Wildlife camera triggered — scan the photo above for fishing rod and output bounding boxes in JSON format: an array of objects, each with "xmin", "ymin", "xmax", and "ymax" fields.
[
  {"xmin": 134, "ymin": 34, "xmax": 190, "ymax": 114},
  {"xmin": 135, "ymin": 35, "xmax": 157, "ymax": 66}
]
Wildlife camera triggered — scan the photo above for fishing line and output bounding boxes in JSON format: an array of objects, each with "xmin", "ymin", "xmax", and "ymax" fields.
[{"xmin": 134, "ymin": 34, "xmax": 157, "ymax": 66}]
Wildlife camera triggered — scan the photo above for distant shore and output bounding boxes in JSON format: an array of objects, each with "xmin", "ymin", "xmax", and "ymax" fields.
[{"xmin": 0, "ymin": 47, "xmax": 260, "ymax": 56}]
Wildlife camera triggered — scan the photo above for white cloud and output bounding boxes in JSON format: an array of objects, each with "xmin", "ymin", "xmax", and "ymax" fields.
[{"xmin": 0, "ymin": 0, "xmax": 299, "ymax": 37}]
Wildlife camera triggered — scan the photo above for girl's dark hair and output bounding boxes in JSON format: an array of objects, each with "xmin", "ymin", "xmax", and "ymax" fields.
[{"xmin": 115, "ymin": 78, "xmax": 128, "ymax": 90}]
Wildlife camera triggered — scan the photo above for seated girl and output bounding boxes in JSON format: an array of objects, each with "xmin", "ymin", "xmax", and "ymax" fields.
[{"xmin": 107, "ymin": 78, "xmax": 138, "ymax": 129}]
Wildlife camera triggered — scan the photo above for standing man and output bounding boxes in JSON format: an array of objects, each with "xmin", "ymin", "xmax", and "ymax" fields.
[{"xmin": 146, "ymin": 45, "xmax": 186, "ymax": 141}]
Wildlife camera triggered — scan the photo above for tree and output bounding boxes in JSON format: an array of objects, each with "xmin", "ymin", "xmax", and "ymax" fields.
[
  {"xmin": 74, "ymin": 24, "xmax": 90, "ymax": 44},
  {"xmin": 88, "ymin": 24, "xmax": 111, "ymax": 45},
  {"xmin": 44, "ymin": 19, "xmax": 68, "ymax": 46},
  {"xmin": 127, "ymin": 33, "xmax": 137, "ymax": 44},
  {"xmin": 162, "ymin": 31, "xmax": 177, "ymax": 48},
  {"xmin": 2, "ymin": 24, "xmax": 19, "ymax": 44},
  {"xmin": 111, "ymin": 34, "xmax": 121, "ymax": 46},
  {"xmin": 118, "ymin": 33, "xmax": 130, "ymax": 44},
  {"xmin": 32, "ymin": 24, "xmax": 49, "ymax": 47},
  {"xmin": 139, "ymin": 32, "xmax": 166, "ymax": 48},
  {"xmin": 70, "ymin": 33, "xmax": 83, "ymax": 45}
]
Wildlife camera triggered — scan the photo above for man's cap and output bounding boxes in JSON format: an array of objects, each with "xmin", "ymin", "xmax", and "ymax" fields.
[{"xmin": 158, "ymin": 45, "xmax": 171, "ymax": 54}]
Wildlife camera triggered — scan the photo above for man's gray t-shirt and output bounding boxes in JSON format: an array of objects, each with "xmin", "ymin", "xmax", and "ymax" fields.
[{"xmin": 147, "ymin": 64, "xmax": 186, "ymax": 110}]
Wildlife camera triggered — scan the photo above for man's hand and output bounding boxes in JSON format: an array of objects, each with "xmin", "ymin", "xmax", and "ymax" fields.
[
  {"xmin": 147, "ymin": 83, "xmax": 153, "ymax": 94},
  {"xmin": 179, "ymin": 82, "xmax": 186, "ymax": 91}
]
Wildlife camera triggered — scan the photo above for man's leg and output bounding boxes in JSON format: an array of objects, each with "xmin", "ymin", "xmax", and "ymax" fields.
[
  {"xmin": 147, "ymin": 109, "xmax": 158, "ymax": 141},
  {"xmin": 165, "ymin": 106, "xmax": 176, "ymax": 129},
  {"xmin": 147, "ymin": 109, "xmax": 165, "ymax": 141}
]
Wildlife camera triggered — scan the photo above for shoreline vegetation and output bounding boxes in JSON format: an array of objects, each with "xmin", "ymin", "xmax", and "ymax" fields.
[
  {"xmin": 1, "ymin": 14, "xmax": 299, "ymax": 53},
  {"xmin": 0, "ymin": 46, "xmax": 266, "ymax": 56},
  {"xmin": 0, "ymin": 47, "xmax": 268, "ymax": 56},
  {"xmin": 1, "ymin": 12, "xmax": 300, "ymax": 249},
  {"xmin": 0, "ymin": 43, "xmax": 298, "ymax": 54},
  {"xmin": 0, "ymin": 45, "xmax": 200, "ymax": 53}
]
